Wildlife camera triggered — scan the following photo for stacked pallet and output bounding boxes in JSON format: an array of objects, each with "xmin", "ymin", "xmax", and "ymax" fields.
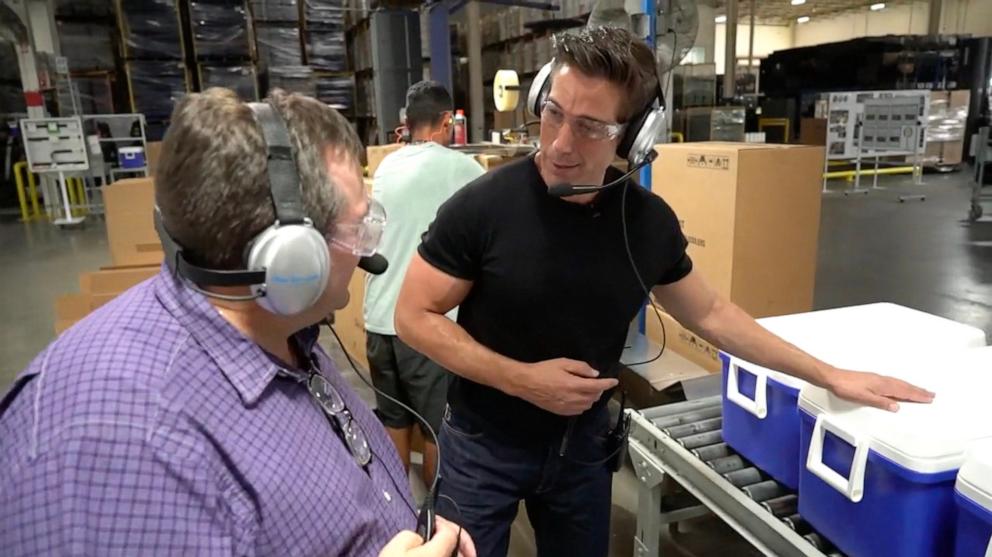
[
  {"xmin": 116, "ymin": 0, "xmax": 189, "ymax": 140},
  {"xmin": 192, "ymin": 0, "xmax": 259, "ymax": 101}
]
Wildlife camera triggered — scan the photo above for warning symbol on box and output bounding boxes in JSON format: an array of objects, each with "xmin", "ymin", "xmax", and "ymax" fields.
[{"xmin": 687, "ymin": 154, "xmax": 730, "ymax": 170}]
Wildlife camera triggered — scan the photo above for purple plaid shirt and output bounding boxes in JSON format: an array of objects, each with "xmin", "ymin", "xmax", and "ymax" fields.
[{"xmin": 0, "ymin": 266, "xmax": 416, "ymax": 556}]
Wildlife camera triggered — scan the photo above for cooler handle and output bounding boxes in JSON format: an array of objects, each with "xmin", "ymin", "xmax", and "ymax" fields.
[
  {"xmin": 806, "ymin": 414, "xmax": 869, "ymax": 503},
  {"xmin": 726, "ymin": 358, "xmax": 768, "ymax": 419}
]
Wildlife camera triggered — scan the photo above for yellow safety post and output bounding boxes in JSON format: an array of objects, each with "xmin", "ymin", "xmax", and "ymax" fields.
[
  {"xmin": 66, "ymin": 177, "xmax": 78, "ymax": 212},
  {"xmin": 670, "ymin": 132, "xmax": 685, "ymax": 143},
  {"xmin": 13, "ymin": 162, "xmax": 30, "ymax": 221},
  {"xmin": 71, "ymin": 178, "xmax": 88, "ymax": 216},
  {"xmin": 27, "ymin": 169, "xmax": 41, "ymax": 219},
  {"xmin": 13, "ymin": 162, "xmax": 43, "ymax": 222}
]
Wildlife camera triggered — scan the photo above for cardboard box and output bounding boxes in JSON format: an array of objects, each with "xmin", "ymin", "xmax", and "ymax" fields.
[
  {"xmin": 145, "ymin": 141, "xmax": 163, "ymax": 176},
  {"xmin": 943, "ymin": 140, "xmax": 964, "ymax": 165},
  {"xmin": 366, "ymin": 144, "xmax": 403, "ymax": 177},
  {"xmin": 55, "ymin": 293, "xmax": 92, "ymax": 323},
  {"xmin": 950, "ymin": 89, "xmax": 971, "ymax": 109},
  {"xmin": 645, "ymin": 307, "xmax": 721, "ymax": 373},
  {"xmin": 799, "ymin": 118, "xmax": 827, "ymax": 146},
  {"xmin": 333, "ymin": 269, "xmax": 369, "ymax": 369},
  {"xmin": 80, "ymin": 266, "xmax": 159, "ymax": 295},
  {"xmin": 652, "ymin": 142, "xmax": 823, "ymax": 319},
  {"xmin": 475, "ymin": 154, "xmax": 511, "ymax": 170},
  {"xmin": 103, "ymin": 177, "xmax": 164, "ymax": 267}
]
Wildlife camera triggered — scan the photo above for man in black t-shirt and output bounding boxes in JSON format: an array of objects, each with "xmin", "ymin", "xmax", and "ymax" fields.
[{"xmin": 395, "ymin": 27, "xmax": 933, "ymax": 557}]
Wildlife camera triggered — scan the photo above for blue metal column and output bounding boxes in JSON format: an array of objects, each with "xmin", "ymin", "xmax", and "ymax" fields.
[
  {"xmin": 428, "ymin": 1, "xmax": 453, "ymax": 92},
  {"xmin": 638, "ymin": 0, "xmax": 657, "ymax": 334}
]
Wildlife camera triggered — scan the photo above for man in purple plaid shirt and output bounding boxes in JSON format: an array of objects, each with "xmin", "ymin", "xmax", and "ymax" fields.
[{"xmin": 0, "ymin": 88, "xmax": 473, "ymax": 557}]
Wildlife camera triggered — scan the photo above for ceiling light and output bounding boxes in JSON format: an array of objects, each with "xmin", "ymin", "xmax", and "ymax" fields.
[
  {"xmin": 791, "ymin": 0, "xmax": 806, "ymax": 5},
  {"xmin": 870, "ymin": 2, "xmax": 886, "ymax": 10},
  {"xmin": 715, "ymin": 14, "xmax": 727, "ymax": 23},
  {"xmin": 797, "ymin": 15, "xmax": 811, "ymax": 23}
]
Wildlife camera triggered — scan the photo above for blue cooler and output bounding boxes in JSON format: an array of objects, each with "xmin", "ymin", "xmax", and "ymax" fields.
[
  {"xmin": 722, "ymin": 303, "xmax": 985, "ymax": 490},
  {"xmin": 955, "ymin": 442, "xmax": 992, "ymax": 557},
  {"xmin": 118, "ymin": 146, "xmax": 146, "ymax": 169},
  {"xmin": 798, "ymin": 347, "xmax": 992, "ymax": 557}
]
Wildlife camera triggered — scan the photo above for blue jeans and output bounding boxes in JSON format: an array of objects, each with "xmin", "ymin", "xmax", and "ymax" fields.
[{"xmin": 436, "ymin": 406, "xmax": 613, "ymax": 557}]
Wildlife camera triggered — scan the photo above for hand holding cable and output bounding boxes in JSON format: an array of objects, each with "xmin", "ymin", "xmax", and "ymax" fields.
[
  {"xmin": 508, "ymin": 358, "xmax": 618, "ymax": 416},
  {"xmin": 378, "ymin": 516, "xmax": 477, "ymax": 557}
]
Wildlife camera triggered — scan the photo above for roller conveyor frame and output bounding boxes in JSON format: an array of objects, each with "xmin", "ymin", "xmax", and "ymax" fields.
[{"xmin": 627, "ymin": 396, "xmax": 840, "ymax": 557}]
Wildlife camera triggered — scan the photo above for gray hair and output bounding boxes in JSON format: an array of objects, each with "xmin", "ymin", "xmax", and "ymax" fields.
[{"xmin": 155, "ymin": 87, "xmax": 363, "ymax": 269}]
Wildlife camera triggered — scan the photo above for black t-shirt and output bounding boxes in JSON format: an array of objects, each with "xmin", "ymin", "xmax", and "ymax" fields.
[{"xmin": 418, "ymin": 156, "xmax": 692, "ymax": 441}]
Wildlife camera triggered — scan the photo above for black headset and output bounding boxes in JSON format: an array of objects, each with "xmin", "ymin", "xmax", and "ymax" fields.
[
  {"xmin": 155, "ymin": 102, "xmax": 333, "ymax": 316},
  {"xmin": 526, "ymin": 59, "xmax": 667, "ymax": 168}
]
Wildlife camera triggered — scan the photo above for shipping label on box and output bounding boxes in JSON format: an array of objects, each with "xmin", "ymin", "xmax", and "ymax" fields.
[
  {"xmin": 645, "ymin": 307, "xmax": 721, "ymax": 372},
  {"xmin": 686, "ymin": 153, "xmax": 732, "ymax": 170}
]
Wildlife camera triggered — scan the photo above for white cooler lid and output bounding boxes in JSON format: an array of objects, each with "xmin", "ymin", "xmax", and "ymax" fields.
[
  {"xmin": 957, "ymin": 440, "xmax": 992, "ymax": 511},
  {"xmin": 799, "ymin": 346, "xmax": 992, "ymax": 474},
  {"xmin": 119, "ymin": 146, "xmax": 144, "ymax": 154},
  {"xmin": 723, "ymin": 303, "xmax": 987, "ymax": 390}
]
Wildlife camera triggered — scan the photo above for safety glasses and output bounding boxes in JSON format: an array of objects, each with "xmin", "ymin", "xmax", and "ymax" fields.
[
  {"xmin": 540, "ymin": 99, "xmax": 626, "ymax": 141},
  {"xmin": 328, "ymin": 197, "xmax": 386, "ymax": 257},
  {"xmin": 308, "ymin": 372, "xmax": 372, "ymax": 467}
]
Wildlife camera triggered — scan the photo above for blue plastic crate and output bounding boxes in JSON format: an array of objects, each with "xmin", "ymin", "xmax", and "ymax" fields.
[
  {"xmin": 798, "ymin": 408, "xmax": 959, "ymax": 557},
  {"xmin": 118, "ymin": 147, "xmax": 146, "ymax": 169},
  {"xmin": 955, "ymin": 442, "xmax": 992, "ymax": 557},
  {"xmin": 798, "ymin": 348, "xmax": 992, "ymax": 557},
  {"xmin": 721, "ymin": 303, "xmax": 986, "ymax": 494},
  {"xmin": 721, "ymin": 353, "xmax": 803, "ymax": 489}
]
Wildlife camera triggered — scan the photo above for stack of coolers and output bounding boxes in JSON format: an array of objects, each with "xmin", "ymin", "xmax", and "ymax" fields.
[{"xmin": 720, "ymin": 303, "xmax": 992, "ymax": 556}]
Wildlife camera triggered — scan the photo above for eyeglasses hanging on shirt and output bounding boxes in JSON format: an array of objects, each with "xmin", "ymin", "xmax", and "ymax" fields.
[{"xmin": 279, "ymin": 367, "xmax": 373, "ymax": 469}]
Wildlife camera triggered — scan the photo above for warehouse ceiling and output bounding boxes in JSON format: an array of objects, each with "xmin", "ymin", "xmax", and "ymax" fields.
[{"xmin": 711, "ymin": 0, "xmax": 922, "ymax": 25}]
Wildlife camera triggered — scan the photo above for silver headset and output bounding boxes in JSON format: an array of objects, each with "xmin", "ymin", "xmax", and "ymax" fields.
[
  {"xmin": 155, "ymin": 102, "xmax": 331, "ymax": 316},
  {"xmin": 526, "ymin": 59, "xmax": 667, "ymax": 167}
]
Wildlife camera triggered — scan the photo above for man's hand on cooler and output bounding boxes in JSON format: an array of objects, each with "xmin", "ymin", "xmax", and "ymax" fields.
[
  {"xmin": 825, "ymin": 367, "xmax": 935, "ymax": 411},
  {"xmin": 379, "ymin": 516, "xmax": 477, "ymax": 557},
  {"xmin": 508, "ymin": 358, "xmax": 618, "ymax": 416}
]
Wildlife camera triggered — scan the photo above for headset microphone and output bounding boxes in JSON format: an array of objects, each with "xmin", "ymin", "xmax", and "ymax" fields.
[
  {"xmin": 357, "ymin": 253, "xmax": 389, "ymax": 275},
  {"xmin": 547, "ymin": 150, "xmax": 657, "ymax": 198}
]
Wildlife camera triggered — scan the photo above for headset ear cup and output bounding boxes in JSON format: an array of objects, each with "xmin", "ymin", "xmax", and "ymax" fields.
[
  {"xmin": 527, "ymin": 61, "xmax": 554, "ymax": 118},
  {"xmin": 616, "ymin": 107, "xmax": 653, "ymax": 161},
  {"xmin": 248, "ymin": 224, "xmax": 331, "ymax": 316}
]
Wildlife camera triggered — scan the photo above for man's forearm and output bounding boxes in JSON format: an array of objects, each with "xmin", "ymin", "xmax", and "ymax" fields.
[
  {"xmin": 395, "ymin": 309, "xmax": 526, "ymax": 396},
  {"xmin": 685, "ymin": 298, "xmax": 834, "ymax": 388}
]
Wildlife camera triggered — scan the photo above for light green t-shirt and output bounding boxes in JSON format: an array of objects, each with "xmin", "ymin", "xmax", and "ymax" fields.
[{"xmin": 363, "ymin": 142, "xmax": 485, "ymax": 335}]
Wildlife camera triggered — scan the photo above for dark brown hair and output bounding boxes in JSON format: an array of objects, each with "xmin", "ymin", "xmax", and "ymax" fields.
[
  {"xmin": 155, "ymin": 88, "xmax": 363, "ymax": 269},
  {"xmin": 551, "ymin": 26, "xmax": 659, "ymax": 121}
]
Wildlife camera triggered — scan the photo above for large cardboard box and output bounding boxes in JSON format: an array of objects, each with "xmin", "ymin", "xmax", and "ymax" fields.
[
  {"xmin": 145, "ymin": 141, "xmax": 163, "ymax": 176},
  {"xmin": 54, "ymin": 293, "xmax": 91, "ymax": 330},
  {"xmin": 103, "ymin": 177, "xmax": 164, "ymax": 267},
  {"xmin": 366, "ymin": 144, "xmax": 403, "ymax": 177},
  {"xmin": 333, "ymin": 269, "xmax": 369, "ymax": 369},
  {"xmin": 644, "ymin": 307, "xmax": 721, "ymax": 372},
  {"xmin": 652, "ymin": 142, "xmax": 823, "ymax": 320},
  {"xmin": 54, "ymin": 265, "xmax": 158, "ymax": 334},
  {"xmin": 799, "ymin": 118, "xmax": 827, "ymax": 146},
  {"xmin": 79, "ymin": 266, "xmax": 159, "ymax": 295}
]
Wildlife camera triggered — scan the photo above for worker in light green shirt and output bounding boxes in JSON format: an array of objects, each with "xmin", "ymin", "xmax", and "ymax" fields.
[{"xmin": 364, "ymin": 81, "xmax": 485, "ymax": 488}]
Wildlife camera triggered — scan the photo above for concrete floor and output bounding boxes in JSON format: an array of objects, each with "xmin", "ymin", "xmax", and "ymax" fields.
[{"xmin": 1, "ymin": 169, "xmax": 990, "ymax": 556}]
